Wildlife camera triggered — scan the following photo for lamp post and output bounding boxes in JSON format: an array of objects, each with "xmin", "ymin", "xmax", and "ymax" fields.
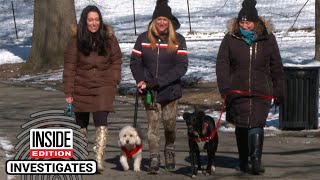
[
  {"xmin": 187, "ymin": 0, "xmax": 192, "ymax": 32},
  {"xmin": 133, "ymin": 0, "xmax": 137, "ymax": 35}
]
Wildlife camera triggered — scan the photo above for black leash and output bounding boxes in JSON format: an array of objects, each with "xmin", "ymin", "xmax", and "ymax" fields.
[{"xmin": 133, "ymin": 88, "xmax": 139, "ymax": 128}]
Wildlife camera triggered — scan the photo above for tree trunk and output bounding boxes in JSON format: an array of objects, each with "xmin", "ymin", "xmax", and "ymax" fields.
[
  {"xmin": 25, "ymin": 0, "xmax": 76, "ymax": 71},
  {"xmin": 316, "ymin": 0, "xmax": 320, "ymax": 61}
]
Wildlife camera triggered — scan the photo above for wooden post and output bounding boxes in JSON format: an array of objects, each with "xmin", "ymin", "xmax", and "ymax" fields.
[{"xmin": 11, "ymin": 1, "xmax": 18, "ymax": 39}]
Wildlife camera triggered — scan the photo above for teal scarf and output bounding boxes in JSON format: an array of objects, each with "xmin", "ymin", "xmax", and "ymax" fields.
[{"xmin": 240, "ymin": 27, "xmax": 256, "ymax": 45}]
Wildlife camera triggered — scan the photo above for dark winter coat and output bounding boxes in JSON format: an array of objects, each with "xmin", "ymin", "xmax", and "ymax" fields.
[
  {"xmin": 63, "ymin": 24, "xmax": 122, "ymax": 112},
  {"xmin": 130, "ymin": 32, "xmax": 188, "ymax": 104},
  {"xmin": 216, "ymin": 18, "xmax": 285, "ymax": 128}
]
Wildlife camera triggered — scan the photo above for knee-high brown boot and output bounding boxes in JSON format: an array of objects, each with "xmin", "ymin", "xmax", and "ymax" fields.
[{"xmin": 93, "ymin": 126, "xmax": 108, "ymax": 173}]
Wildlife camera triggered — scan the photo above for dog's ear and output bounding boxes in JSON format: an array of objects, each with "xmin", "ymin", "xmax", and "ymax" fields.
[
  {"xmin": 135, "ymin": 133, "xmax": 142, "ymax": 145},
  {"xmin": 204, "ymin": 114, "xmax": 214, "ymax": 121},
  {"xmin": 204, "ymin": 115, "xmax": 216, "ymax": 128},
  {"xmin": 194, "ymin": 105, "xmax": 201, "ymax": 113},
  {"xmin": 183, "ymin": 112, "xmax": 192, "ymax": 120}
]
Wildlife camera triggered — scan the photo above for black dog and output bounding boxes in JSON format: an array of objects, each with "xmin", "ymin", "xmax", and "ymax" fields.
[{"xmin": 183, "ymin": 110, "xmax": 219, "ymax": 177}]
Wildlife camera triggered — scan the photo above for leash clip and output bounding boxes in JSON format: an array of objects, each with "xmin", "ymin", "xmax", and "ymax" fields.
[{"xmin": 66, "ymin": 103, "xmax": 73, "ymax": 117}]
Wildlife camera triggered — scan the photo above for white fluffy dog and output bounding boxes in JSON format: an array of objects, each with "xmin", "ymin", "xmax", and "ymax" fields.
[{"xmin": 118, "ymin": 125, "xmax": 142, "ymax": 172}]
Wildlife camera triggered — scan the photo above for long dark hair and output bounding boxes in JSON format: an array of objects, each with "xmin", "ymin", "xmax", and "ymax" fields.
[{"xmin": 77, "ymin": 5, "xmax": 109, "ymax": 56}]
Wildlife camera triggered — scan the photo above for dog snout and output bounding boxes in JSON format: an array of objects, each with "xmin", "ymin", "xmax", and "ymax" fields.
[{"xmin": 126, "ymin": 140, "xmax": 129, "ymax": 144}]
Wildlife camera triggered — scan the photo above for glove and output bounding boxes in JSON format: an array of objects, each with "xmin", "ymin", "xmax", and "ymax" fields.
[
  {"xmin": 274, "ymin": 96, "xmax": 284, "ymax": 105},
  {"xmin": 137, "ymin": 81, "xmax": 147, "ymax": 93},
  {"xmin": 147, "ymin": 79, "xmax": 159, "ymax": 91}
]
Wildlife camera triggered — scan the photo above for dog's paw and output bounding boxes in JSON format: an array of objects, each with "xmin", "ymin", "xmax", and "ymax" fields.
[
  {"xmin": 211, "ymin": 165, "xmax": 216, "ymax": 172},
  {"xmin": 120, "ymin": 162, "xmax": 129, "ymax": 171},
  {"xmin": 133, "ymin": 166, "xmax": 140, "ymax": 172},
  {"xmin": 204, "ymin": 166, "xmax": 215, "ymax": 175},
  {"xmin": 191, "ymin": 174, "xmax": 197, "ymax": 178},
  {"xmin": 121, "ymin": 164, "xmax": 129, "ymax": 171},
  {"xmin": 120, "ymin": 155, "xmax": 130, "ymax": 171}
]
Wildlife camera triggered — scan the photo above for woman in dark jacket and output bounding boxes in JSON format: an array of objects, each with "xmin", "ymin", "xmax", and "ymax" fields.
[
  {"xmin": 216, "ymin": 0, "xmax": 284, "ymax": 175},
  {"xmin": 130, "ymin": 0, "xmax": 188, "ymax": 174},
  {"xmin": 63, "ymin": 5, "xmax": 122, "ymax": 173}
]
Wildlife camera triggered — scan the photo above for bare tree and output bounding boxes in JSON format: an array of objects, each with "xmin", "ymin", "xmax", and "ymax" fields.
[
  {"xmin": 25, "ymin": 0, "xmax": 76, "ymax": 71},
  {"xmin": 316, "ymin": 0, "xmax": 320, "ymax": 61}
]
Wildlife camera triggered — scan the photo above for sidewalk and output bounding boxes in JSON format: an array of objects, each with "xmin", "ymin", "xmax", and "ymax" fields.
[{"xmin": 0, "ymin": 82, "xmax": 320, "ymax": 180}]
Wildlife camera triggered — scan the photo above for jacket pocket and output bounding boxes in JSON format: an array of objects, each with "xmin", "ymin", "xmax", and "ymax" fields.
[{"xmin": 156, "ymin": 84, "xmax": 181, "ymax": 103}]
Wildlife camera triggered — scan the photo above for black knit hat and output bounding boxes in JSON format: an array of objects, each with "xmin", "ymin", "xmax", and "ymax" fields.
[
  {"xmin": 151, "ymin": 0, "xmax": 180, "ymax": 29},
  {"xmin": 237, "ymin": 0, "xmax": 259, "ymax": 22}
]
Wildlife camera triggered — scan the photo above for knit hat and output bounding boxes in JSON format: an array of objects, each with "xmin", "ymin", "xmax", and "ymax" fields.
[
  {"xmin": 237, "ymin": 0, "xmax": 259, "ymax": 22},
  {"xmin": 151, "ymin": 0, "xmax": 180, "ymax": 29}
]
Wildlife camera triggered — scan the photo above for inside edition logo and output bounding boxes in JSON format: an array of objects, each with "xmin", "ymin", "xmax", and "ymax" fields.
[
  {"xmin": 30, "ymin": 129, "xmax": 73, "ymax": 158},
  {"xmin": 5, "ymin": 110, "xmax": 96, "ymax": 177}
]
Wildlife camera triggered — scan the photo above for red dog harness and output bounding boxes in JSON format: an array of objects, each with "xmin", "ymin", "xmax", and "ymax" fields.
[
  {"xmin": 121, "ymin": 143, "xmax": 143, "ymax": 158},
  {"xmin": 192, "ymin": 114, "xmax": 221, "ymax": 142},
  {"xmin": 192, "ymin": 130, "xmax": 218, "ymax": 142}
]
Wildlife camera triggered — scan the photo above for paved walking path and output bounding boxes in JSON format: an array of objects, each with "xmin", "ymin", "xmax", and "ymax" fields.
[{"xmin": 0, "ymin": 82, "xmax": 320, "ymax": 180}]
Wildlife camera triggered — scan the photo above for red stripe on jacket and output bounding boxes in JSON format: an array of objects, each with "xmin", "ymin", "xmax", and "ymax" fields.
[
  {"xmin": 177, "ymin": 50, "xmax": 188, "ymax": 55},
  {"xmin": 132, "ymin": 49, "xmax": 142, "ymax": 56}
]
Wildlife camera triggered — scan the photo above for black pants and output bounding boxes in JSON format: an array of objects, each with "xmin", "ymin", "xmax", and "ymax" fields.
[
  {"xmin": 75, "ymin": 112, "xmax": 109, "ymax": 128},
  {"xmin": 235, "ymin": 127, "xmax": 264, "ymax": 138}
]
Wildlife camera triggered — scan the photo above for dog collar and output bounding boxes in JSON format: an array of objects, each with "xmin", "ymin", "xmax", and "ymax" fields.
[{"xmin": 121, "ymin": 143, "xmax": 143, "ymax": 159}]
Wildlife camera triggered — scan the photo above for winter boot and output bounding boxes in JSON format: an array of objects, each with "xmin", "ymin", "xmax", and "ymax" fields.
[
  {"xmin": 93, "ymin": 126, "xmax": 108, "ymax": 173},
  {"xmin": 164, "ymin": 144, "xmax": 175, "ymax": 171},
  {"xmin": 149, "ymin": 153, "xmax": 160, "ymax": 174},
  {"xmin": 249, "ymin": 133, "xmax": 265, "ymax": 175},
  {"xmin": 235, "ymin": 128, "xmax": 249, "ymax": 173}
]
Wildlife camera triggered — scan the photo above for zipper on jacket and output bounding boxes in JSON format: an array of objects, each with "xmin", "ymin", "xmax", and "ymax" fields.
[
  {"xmin": 153, "ymin": 38, "xmax": 161, "ymax": 103},
  {"xmin": 248, "ymin": 45, "xmax": 253, "ymax": 126},
  {"xmin": 254, "ymin": 43, "xmax": 257, "ymax": 60},
  {"xmin": 248, "ymin": 42, "xmax": 258, "ymax": 127},
  {"xmin": 156, "ymin": 39, "xmax": 160, "ymax": 79}
]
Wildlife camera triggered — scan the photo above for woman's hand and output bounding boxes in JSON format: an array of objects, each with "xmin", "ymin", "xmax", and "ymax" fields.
[
  {"xmin": 65, "ymin": 97, "xmax": 73, "ymax": 103},
  {"xmin": 137, "ymin": 81, "xmax": 147, "ymax": 93}
]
